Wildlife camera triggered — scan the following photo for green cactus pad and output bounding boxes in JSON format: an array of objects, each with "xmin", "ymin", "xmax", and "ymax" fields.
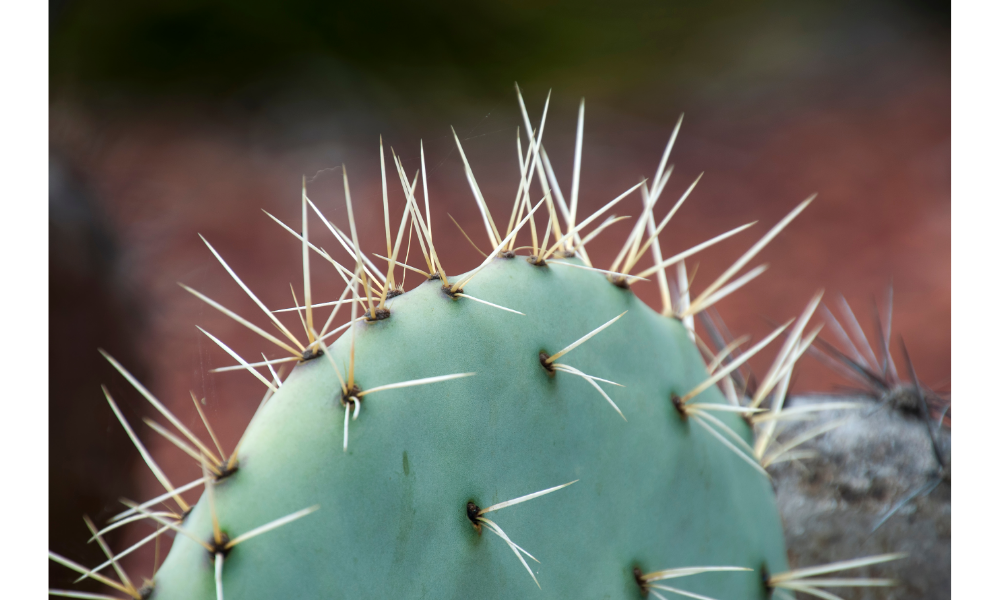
[{"xmin": 150, "ymin": 255, "xmax": 788, "ymax": 599}]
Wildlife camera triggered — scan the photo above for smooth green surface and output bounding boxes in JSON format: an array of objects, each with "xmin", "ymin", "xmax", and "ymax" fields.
[{"xmin": 152, "ymin": 257, "xmax": 788, "ymax": 599}]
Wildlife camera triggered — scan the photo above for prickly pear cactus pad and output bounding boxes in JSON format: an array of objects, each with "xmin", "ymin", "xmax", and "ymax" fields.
[
  {"xmin": 49, "ymin": 90, "xmax": 904, "ymax": 600},
  {"xmin": 152, "ymin": 256, "xmax": 787, "ymax": 600}
]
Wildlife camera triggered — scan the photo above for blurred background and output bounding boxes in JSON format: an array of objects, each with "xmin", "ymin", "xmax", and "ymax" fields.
[{"xmin": 50, "ymin": 0, "xmax": 949, "ymax": 594}]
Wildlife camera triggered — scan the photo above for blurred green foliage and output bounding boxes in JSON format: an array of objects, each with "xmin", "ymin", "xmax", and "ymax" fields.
[
  {"xmin": 60, "ymin": 0, "xmax": 941, "ymax": 99},
  {"xmin": 53, "ymin": 0, "xmax": 734, "ymax": 98}
]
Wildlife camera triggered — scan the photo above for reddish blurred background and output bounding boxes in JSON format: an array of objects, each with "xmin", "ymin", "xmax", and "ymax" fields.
[{"xmin": 49, "ymin": 0, "xmax": 949, "ymax": 591}]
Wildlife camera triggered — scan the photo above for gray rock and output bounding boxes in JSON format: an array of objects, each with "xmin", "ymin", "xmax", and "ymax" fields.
[{"xmin": 770, "ymin": 395, "xmax": 950, "ymax": 599}]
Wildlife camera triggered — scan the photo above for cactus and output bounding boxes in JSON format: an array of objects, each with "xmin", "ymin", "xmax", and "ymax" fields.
[{"xmin": 50, "ymin": 90, "xmax": 903, "ymax": 600}]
